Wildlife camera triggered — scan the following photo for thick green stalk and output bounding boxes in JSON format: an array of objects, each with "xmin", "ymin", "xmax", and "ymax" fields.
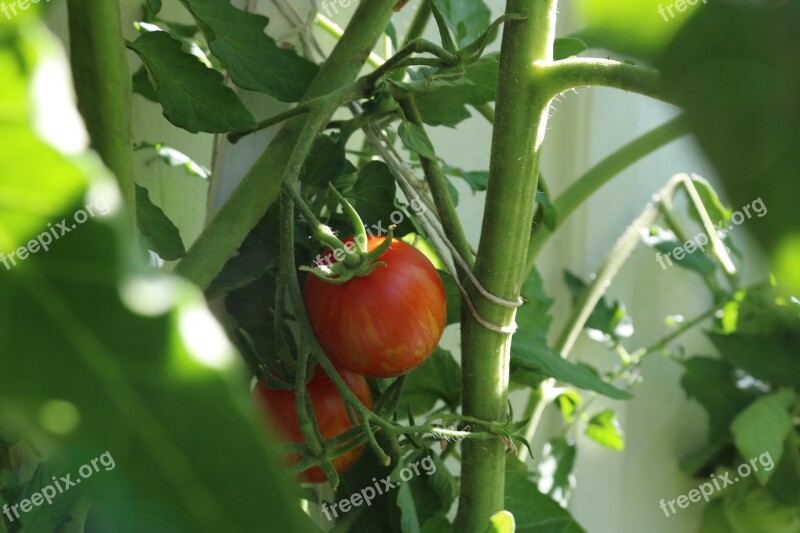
[
  {"xmin": 175, "ymin": 0, "xmax": 397, "ymax": 289},
  {"xmin": 525, "ymin": 115, "xmax": 690, "ymax": 271},
  {"xmin": 453, "ymin": 0, "xmax": 558, "ymax": 530},
  {"xmin": 67, "ymin": 0, "xmax": 136, "ymax": 227}
]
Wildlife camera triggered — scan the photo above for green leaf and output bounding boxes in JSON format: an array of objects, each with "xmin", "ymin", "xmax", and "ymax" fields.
[
  {"xmin": 399, "ymin": 122, "xmax": 437, "ymax": 160},
  {"xmin": 642, "ymin": 225, "xmax": 717, "ymax": 277},
  {"xmin": 722, "ymin": 476, "xmax": 800, "ymax": 533},
  {"xmin": 127, "ymin": 31, "xmax": 257, "ymax": 133},
  {"xmin": 347, "ymin": 161, "xmax": 398, "ymax": 228},
  {"xmin": 655, "ymin": 2, "xmax": 800, "ymax": 294},
  {"xmin": 402, "ymin": 55, "xmax": 499, "ymax": 127},
  {"xmin": 439, "ymin": 271, "xmax": 461, "ymax": 325},
  {"xmin": 512, "ymin": 336, "xmax": 632, "ymax": 400},
  {"xmin": 680, "ymin": 357, "xmax": 759, "ymax": 445},
  {"xmin": 301, "ymin": 133, "xmax": 356, "ymax": 189},
  {"xmin": 442, "ymin": 163, "xmax": 488, "ymax": 192},
  {"xmin": 535, "ymin": 190, "xmax": 557, "ymax": 232},
  {"xmin": 177, "ymin": 0, "xmax": 318, "ymax": 102},
  {"xmin": 504, "ymin": 457, "xmax": 586, "ymax": 533},
  {"xmin": 731, "ymin": 389, "xmax": 796, "ymax": 485},
  {"xmin": 585, "ymin": 410, "xmax": 624, "ymax": 451},
  {"xmin": 485, "ymin": 510, "xmax": 515, "ymax": 533},
  {"xmin": 135, "ymin": 184, "xmax": 186, "ymax": 260},
  {"xmin": 685, "ymin": 176, "xmax": 732, "ymax": 229},
  {"xmin": 147, "ymin": 0, "xmax": 162, "ymax": 14},
  {"xmin": 132, "ymin": 66, "xmax": 158, "ymax": 102},
  {"xmin": 0, "ymin": 25, "xmax": 312, "ymax": 531},
  {"xmin": 564, "ymin": 271, "xmax": 634, "ymax": 342},
  {"xmin": 439, "ymin": 0, "xmax": 492, "ymax": 48},
  {"xmin": 393, "ymin": 452, "xmax": 456, "ymax": 533},
  {"xmin": 397, "ymin": 348, "xmax": 461, "ymax": 417},
  {"xmin": 537, "ymin": 437, "xmax": 577, "ymax": 507},
  {"xmin": 511, "ymin": 270, "xmax": 631, "ymax": 399},
  {"xmin": 553, "ymin": 37, "xmax": 587, "ymax": 60},
  {"xmin": 710, "ymin": 332, "xmax": 800, "ymax": 388}
]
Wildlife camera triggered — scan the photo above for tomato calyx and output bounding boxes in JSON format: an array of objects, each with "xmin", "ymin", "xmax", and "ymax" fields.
[
  {"xmin": 300, "ymin": 224, "xmax": 396, "ymax": 284},
  {"xmin": 290, "ymin": 182, "xmax": 398, "ymax": 284}
]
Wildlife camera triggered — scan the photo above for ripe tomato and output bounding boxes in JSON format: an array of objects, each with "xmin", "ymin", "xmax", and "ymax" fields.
[
  {"xmin": 254, "ymin": 366, "xmax": 372, "ymax": 483},
  {"xmin": 304, "ymin": 236, "xmax": 447, "ymax": 378}
]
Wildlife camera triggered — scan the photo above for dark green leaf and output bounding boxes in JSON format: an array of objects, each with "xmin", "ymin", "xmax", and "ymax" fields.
[
  {"xmin": 680, "ymin": 357, "xmax": 759, "ymax": 444},
  {"xmin": 585, "ymin": 410, "xmax": 624, "ymax": 451},
  {"xmin": 178, "ymin": 0, "xmax": 318, "ymax": 101},
  {"xmin": 553, "ymin": 37, "xmax": 587, "ymax": 60},
  {"xmin": 710, "ymin": 332, "xmax": 800, "ymax": 388},
  {"xmin": 127, "ymin": 31, "xmax": 257, "ymax": 133},
  {"xmin": 301, "ymin": 133, "xmax": 356, "ymax": 189},
  {"xmin": 511, "ymin": 333, "xmax": 631, "ymax": 400},
  {"xmin": 505, "ymin": 456, "xmax": 586, "ymax": 533},
  {"xmin": 655, "ymin": 2, "xmax": 800, "ymax": 293},
  {"xmin": 135, "ymin": 184, "xmax": 186, "ymax": 260},
  {"xmin": 399, "ymin": 122, "xmax": 437, "ymax": 160},
  {"xmin": 132, "ymin": 66, "xmax": 158, "ymax": 102},
  {"xmin": 731, "ymin": 389, "xmax": 796, "ymax": 485},
  {"xmin": 347, "ymin": 161, "xmax": 397, "ymax": 228},
  {"xmin": 535, "ymin": 190, "xmax": 557, "ymax": 232},
  {"xmin": 147, "ymin": 0, "xmax": 162, "ymax": 14},
  {"xmin": 397, "ymin": 348, "xmax": 461, "ymax": 417},
  {"xmin": 722, "ymin": 476, "xmax": 800, "ymax": 533}
]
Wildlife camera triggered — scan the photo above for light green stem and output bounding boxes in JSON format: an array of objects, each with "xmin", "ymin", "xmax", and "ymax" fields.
[{"xmin": 67, "ymin": 0, "xmax": 136, "ymax": 228}]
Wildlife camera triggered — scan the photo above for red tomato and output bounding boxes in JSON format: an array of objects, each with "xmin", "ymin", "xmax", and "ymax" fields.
[
  {"xmin": 304, "ymin": 236, "xmax": 447, "ymax": 378},
  {"xmin": 254, "ymin": 366, "xmax": 372, "ymax": 483}
]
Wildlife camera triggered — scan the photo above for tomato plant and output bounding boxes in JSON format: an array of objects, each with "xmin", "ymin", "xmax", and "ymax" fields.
[
  {"xmin": 254, "ymin": 367, "xmax": 373, "ymax": 483},
  {"xmin": 1, "ymin": 0, "xmax": 798, "ymax": 532},
  {"xmin": 304, "ymin": 236, "xmax": 447, "ymax": 377}
]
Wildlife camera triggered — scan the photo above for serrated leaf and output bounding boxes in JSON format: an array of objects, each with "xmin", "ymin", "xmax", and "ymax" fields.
[
  {"xmin": 585, "ymin": 410, "xmax": 624, "ymax": 451},
  {"xmin": 399, "ymin": 122, "xmax": 437, "ymax": 160},
  {"xmin": 346, "ymin": 161, "xmax": 397, "ymax": 228},
  {"xmin": 178, "ymin": 0, "xmax": 318, "ymax": 102},
  {"xmin": 135, "ymin": 184, "xmax": 186, "ymax": 260},
  {"xmin": 442, "ymin": 163, "xmax": 488, "ymax": 192},
  {"xmin": 564, "ymin": 271, "xmax": 634, "ymax": 342},
  {"xmin": 403, "ymin": 55, "xmax": 499, "ymax": 127},
  {"xmin": 511, "ymin": 334, "xmax": 631, "ymax": 400},
  {"xmin": 127, "ymin": 31, "xmax": 257, "ymax": 133},
  {"xmin": 731, "ymin": 389, "xmax": 796, "ymax": 485},
  {"xmin": 439, "ymin": 0, "xmax": 492, "ymax": 48}
]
